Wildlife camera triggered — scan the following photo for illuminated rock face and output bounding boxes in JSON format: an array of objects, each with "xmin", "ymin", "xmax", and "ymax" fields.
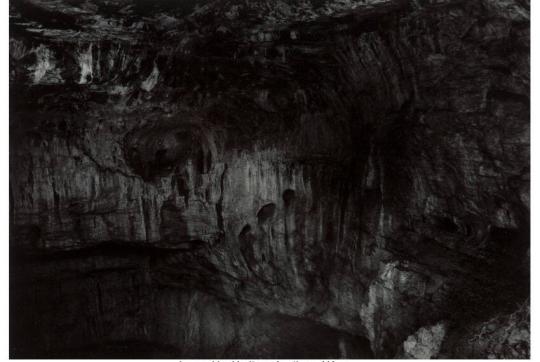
[{"xmin": 9, "ymin": 0, "xmax": 529, "ymax": 358}]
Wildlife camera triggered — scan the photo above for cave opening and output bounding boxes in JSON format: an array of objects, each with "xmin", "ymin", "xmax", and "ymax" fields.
[{"xmin": 8, "ymin": 0, "xmax": 530, "ymax": 359}]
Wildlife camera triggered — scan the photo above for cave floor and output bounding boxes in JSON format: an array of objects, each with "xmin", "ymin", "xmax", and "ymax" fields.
[{"xmin": 25, "ymin": 312, "xmax": 373, "ymax": 359}]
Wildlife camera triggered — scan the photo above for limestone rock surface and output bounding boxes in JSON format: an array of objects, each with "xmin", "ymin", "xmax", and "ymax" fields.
[{"xmin": 10, "ymin": 0, "xmax": 529, "ymax": 358}]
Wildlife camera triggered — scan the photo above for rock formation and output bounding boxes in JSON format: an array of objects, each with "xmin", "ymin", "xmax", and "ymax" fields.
[{"xmin": 9, "ymin": 0, "xmax": 530, "ymax": 358}]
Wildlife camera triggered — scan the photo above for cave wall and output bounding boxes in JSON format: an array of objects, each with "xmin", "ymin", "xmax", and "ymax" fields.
[{"xmin": 9, "ymin": 0, "xmax": 529, "ymax": 358}]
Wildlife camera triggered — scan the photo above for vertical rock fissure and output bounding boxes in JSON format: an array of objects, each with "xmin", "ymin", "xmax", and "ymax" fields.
[{"xmin": 216, "ymin": 164, "xmax": 228, "ymax": 236}]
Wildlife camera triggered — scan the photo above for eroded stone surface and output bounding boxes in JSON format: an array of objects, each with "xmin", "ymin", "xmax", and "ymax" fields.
[
  {"xmin": 10, "ymin": 0, "xmax": 529, "ymax": 358},
  {"xmin": 402, "ymin": 322, "xmax": 447, "ymax": 359}
]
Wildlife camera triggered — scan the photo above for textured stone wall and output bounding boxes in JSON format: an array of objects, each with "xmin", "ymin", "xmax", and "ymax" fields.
[{"xmin": 10, "ymin": 0, "xmax": 529, "ymax": 358}]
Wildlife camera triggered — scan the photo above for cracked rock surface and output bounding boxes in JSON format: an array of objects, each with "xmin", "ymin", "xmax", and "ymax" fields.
[{"xmin": 10, "ymin": 0, "xmax": 529, "ymax": 358}]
